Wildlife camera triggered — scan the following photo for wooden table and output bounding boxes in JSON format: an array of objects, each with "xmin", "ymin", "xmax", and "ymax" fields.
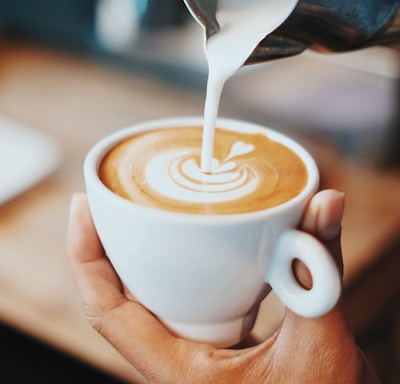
[{"xmin": 0, "ymin": 42, "xmax": 399, "ymax": 383}]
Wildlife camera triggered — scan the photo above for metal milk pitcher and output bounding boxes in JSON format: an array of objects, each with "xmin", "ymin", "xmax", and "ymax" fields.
[{"xmin": 248, "ymin": 0, "xmax": 400, "ymax": 63}]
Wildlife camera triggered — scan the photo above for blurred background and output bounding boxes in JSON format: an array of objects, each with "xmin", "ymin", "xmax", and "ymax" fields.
[{"xmin": 0, "ymin": 1, "xmax": 399, "ymax": 383}]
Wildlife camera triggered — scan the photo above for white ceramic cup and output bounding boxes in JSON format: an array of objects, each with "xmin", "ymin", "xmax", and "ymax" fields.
[{"xmin": 84, "ymin": 117, "xmax": 341, "ymax": 348}]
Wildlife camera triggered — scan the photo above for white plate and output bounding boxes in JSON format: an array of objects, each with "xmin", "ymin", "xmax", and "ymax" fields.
[{"xmin": 0, "ymin": 116, "xmax": 61, "ymax": 205}]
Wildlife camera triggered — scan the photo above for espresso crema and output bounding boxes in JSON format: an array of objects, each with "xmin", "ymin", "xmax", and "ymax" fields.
[{"xmin": 99, "ymin": 126, "xmax": 307, "ymax": 215}]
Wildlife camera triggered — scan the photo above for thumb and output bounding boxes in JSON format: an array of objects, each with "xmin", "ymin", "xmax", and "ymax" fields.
[
  {"xmin": 281, "ymin": 189, "xmax": 351, "ymax": 344},
  {"xmin": 272, "ymin": 191, "xmax": 366, "ymax": 381},
  {"xmin": 293, "ymin": 189, "xmax": 345, "ymax": 290}
]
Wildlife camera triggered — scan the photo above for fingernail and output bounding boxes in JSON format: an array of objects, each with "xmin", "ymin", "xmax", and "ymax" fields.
[{"xmin": 318, "ymin": 191, "xmax": 345, "ymax": 240}]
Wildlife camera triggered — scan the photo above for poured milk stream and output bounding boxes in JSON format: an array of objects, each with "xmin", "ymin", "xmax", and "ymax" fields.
[
  {"xmin": 199, "ymin": 0, "xmax": 299, "ymax": 172},
  {"xmin": 100, "ymin": 1, "xmax": 304, "ymax": 214}
]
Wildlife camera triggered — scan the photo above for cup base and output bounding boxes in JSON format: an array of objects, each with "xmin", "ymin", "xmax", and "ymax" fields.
[{"xmin": 161, "ymin": 310, "xmax": 258, "ymax": 348}]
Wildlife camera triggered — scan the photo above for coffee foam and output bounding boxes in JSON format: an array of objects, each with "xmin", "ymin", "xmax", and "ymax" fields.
[
  {"xmin": 99, "ymin": 126, "xmax": 307, "ymax": 215},
  {"xmin": 145, "ymin": 147, "xmax": 261, "ymax": 203}
]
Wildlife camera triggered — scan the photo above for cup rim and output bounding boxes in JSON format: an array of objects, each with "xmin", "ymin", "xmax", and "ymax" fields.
[{"xmin": 84, "ymin": 116, "xmax": 319, "ymax": 224}]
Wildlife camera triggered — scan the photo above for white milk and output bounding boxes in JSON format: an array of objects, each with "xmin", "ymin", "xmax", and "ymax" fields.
[{"xmin": 199, "ymin": 0, "xmax": 299, "ymax": 172}]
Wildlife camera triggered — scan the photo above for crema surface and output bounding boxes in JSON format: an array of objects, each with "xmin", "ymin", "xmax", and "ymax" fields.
[{"xmin": 99, "ymin": 126, "xmax": 307, "ymax": 214}]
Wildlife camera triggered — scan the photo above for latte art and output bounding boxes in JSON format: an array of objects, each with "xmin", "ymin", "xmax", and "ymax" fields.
[
  {"xmin": 99, "ymin": 126, "xmax": 307, "ymax": 214},
  {"xmin": 145, "ymin": 142, "xmax": 269, "ymax": 204}
]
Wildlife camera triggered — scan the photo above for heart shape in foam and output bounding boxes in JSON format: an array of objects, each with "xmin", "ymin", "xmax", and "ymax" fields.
[{"xmin": 226, "ymin": 141, "xmax": 255, "ymax": 161}]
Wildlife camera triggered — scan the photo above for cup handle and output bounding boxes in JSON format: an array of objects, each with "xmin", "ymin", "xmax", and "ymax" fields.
[{"xmin": 265, "ymin": 229, "xmax": 341, "ymax": 317}]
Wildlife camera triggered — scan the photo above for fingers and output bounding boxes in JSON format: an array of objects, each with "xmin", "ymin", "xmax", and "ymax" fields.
[
  {"xmin": 67, "ymin": 193, "xmax": 104, "ymax": 265},
  {"xmin": 67, "ymin": 194, "xmax": 215, "ymax": 383},
  {"xmin": 67, "ymin": 193, "xmax": 127, "ymax": 327}
]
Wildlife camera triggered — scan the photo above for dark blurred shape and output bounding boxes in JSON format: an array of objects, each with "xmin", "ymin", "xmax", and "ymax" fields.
[
  {"xmin": 0, "ymin": 0, "xmax": 98, "ymax": 50},
  {"xmin": 0, "ymin": 0, "xmax": 187, "ymax": 52},
  {"xmin": 0, "ymin": 321, "xmax": 128, "ymax": 383}
]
